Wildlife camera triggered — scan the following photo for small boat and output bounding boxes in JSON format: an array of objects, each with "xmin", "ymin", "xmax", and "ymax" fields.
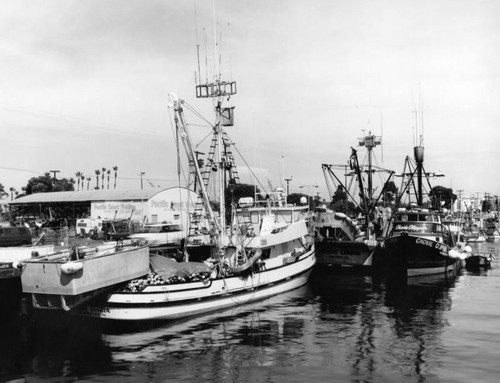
[
  {"xmin": 464, "ymin": 251, "xmax": 495, "ymax": 269},
  {"xmin": 74, "ymin": 67, "xmax": 315, "ymax": 321},
  {"xmin": 19, "ymin": 240, "xmax": 150, "ymax": 310}
]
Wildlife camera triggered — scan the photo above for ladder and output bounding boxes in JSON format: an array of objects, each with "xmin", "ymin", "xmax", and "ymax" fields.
[{"xmin": 189, "ymin": 129, "xmax": 241, "ymax": 236}]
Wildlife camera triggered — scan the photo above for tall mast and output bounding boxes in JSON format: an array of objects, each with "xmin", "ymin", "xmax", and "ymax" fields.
[
  {"xmin": 357, "ymin": 131, "xmax": 382, "ymax": 203},
  {"xmin": 413, "ymin": 86, "xmax": 425, "ymax": 206},
  {"xmin": 195, "ymin": 27, "xmax": 236, "ymax": 242}
]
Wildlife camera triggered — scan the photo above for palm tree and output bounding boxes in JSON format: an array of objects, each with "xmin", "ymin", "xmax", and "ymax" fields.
[
  {"xmin": 86, "ymin": 177, "xmax": 91, "ymax": 190},
  {"xmin": 95, "ymin": 170, "xmax": 101, "ymax": 189},
  {"xmin": 81, "ymin": 174, "xmax": 85, "ymax": 189},
  {"xmin": 101, "ymin": 167, "xmax": 106, "ymax": 190},
  {"xmin": 107, "ymin": 169, "xmax": 111, "ymax": 189},
  {"xmin": 9, "ymin": 187, "xmax": 15, "ymax": 201},
  {"xmin": 75, "ymin": 171, "xmax": 82, "ymax": 190},
  {"xmin": 113, "ymin": 166, "xmax": 118, "ymax": 189}
]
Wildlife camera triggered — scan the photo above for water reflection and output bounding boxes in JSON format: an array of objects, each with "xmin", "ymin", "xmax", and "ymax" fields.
[
  {"xmin": 0, "ymin": 300, "xmax": 113, "ymax": 381},
  {"xmin": 310, "ymin": 267, "xmax": 459, "ymax": 382},
  {"xmin": 103, "ymin": 287, "xmax": 311, "ymax": 362},
  {"xmin": 0, "ymin": 263, "xmax": 467, "ymax": 382}
]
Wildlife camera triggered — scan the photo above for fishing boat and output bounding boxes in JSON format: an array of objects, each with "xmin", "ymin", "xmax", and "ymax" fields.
[
  {"xmin": 464, "ymin": 230, "xmax": 486, "ymax": 243},
  {"xmin": 383, "ymin": 143, "xmax": 459, "ymax": 277},
  {"xmin": 74, "ymin": 63, "xmax": 315, "ymax": 321},
  {"xmin": 315, "ymin": 132, "xmax": 393, "ymax": 271},
  {"xmin": 19, "ymin": 240, "xmax": 150, "ymax": 310}
]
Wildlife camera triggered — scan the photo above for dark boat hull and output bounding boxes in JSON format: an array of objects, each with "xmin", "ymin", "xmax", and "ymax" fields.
[
  {"xmin": 465, "ymin": 255, "xmax": 492, "ymax": 269},
  {"xmin": 315, "ymin": 240, "xmax": 376, "ymax": 268},
  {"xmin": 384, "ymin": 234, "xmax": 457, "ymax": 277}
]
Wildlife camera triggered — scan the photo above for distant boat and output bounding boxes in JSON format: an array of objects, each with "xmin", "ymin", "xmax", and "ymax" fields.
[
  {"xmin": 464, "ymin": 251, "xmax": 495, "ymax": 269},
  {"xmin": 484, "ymin": 218, "xmax": 500, "ymax": 240},
  {"xmin": 464, "ymin": 231, "xmax": 486, "ymax": 243}
]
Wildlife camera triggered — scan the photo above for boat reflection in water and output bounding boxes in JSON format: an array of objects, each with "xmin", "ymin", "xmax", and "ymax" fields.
[{"xmin": 310, "ymin": 267, "xmax": 459, "ymax": 381}]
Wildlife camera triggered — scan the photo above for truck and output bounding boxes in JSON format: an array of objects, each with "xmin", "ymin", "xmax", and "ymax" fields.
[{"xmin": 76, "ymin": 218, "xmax": 103, "ymax": 238}]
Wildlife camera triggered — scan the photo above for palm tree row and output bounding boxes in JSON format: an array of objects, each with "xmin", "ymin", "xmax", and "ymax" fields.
[{"xmin": 75, "ymin": 166, "xmax": 118, "ymax": 190}]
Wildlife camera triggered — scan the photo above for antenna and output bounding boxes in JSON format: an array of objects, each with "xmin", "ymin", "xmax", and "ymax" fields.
[
  {"xmin": 380, "ymin": 112, "xmax": 384, "ymax": 163},
  {"xmin": 420, "ymin": 85, "xmax": 424, "ymax": 145},
  {"xmin": 212, "ymin": 0, "xmax": 218, "ymax": 82},
  {"xmin": 194, "ymin": 0, "xmax": 201, "ymax": 85}
]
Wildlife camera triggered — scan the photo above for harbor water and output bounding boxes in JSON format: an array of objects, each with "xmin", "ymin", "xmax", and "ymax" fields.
[{"xmin": 1, "ymin": 241, "xmax": 500, "ymax": 382}]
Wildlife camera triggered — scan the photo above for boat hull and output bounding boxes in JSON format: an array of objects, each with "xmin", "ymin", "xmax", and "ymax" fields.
[
  {"xmin": 77, "ymin": 249, "xmax": 316, "ymax": 321},
  {"xmin": 384, "ymin": 234, "xmax": 457, "ymax": 277},
  {"xmin": 21, "ymin": 244, "xmax": 150, "ymax": 296},
  {"xmin": 465, "ymin": 255, "xmax": 492, "ymax": 269},
  {"xmin": 315, "ymin": 240, "xmax": 376, "ymax": 269}
]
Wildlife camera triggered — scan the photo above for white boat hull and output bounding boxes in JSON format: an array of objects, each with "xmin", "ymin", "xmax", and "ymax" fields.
[{"xmin": 78, "ymin": 249, "xmax": 316, "ymax": 321}]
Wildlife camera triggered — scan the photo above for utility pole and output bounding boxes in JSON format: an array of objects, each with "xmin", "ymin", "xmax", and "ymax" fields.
[{"xmin": 138, "ymin": 171, "xmax": 145, "ymax": 190}]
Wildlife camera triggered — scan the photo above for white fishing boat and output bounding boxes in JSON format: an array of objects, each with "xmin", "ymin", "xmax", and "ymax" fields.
[{"xmin": 77, "ymin": 68, "xmax": 315, "ymax": 321}]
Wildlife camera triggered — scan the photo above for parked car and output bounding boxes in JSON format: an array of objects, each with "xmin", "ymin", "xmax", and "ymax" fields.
[{"xmin": 0, "ymin": 226, "xmax": 33, "ymax": 247}]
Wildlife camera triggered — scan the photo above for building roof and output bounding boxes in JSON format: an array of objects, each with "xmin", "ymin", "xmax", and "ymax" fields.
[{"xmin": 10, "ymin": 188, "xmax": 166, "ymax": 205}]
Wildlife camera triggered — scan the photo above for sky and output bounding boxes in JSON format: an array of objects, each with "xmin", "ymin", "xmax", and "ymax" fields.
[{"xmin": 0, "ymin": 0, "xmax": 499, "ymax": 201}]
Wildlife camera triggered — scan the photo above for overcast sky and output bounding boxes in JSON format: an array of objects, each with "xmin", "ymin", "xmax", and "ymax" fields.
[{"xmin": 1, "ymin": 0, "xmax": 499, "ymax": 200}]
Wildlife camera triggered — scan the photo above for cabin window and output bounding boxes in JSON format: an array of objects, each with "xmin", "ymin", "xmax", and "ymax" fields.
[
  {"xmin": 277, "ymin": 211, "xmax": 292, "ymax": 224},
  {"xmin": 251, "ymin": 212, "xmax": 260, "ymax": 224},
  {"xmin": 293, "ymin": 211, "xmax": 301, "ymax": 222},
  {"xmin": 260, "ymin": 248, "xmax": 271, "ymax": 260}
]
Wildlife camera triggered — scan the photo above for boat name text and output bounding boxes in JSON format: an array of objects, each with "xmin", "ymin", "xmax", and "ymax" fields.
[{"xmin": 395, "ymin": 224, "xmax": 426, "ymax": 232}]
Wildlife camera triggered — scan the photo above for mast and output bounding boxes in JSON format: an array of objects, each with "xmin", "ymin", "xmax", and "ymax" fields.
[
  {"xmin": 358, "ymin": 131, "xmax": 382, "ymax": 202},
  {"xmin": 414, "ymin": 145, "xmax": 424, "ymax": 206},
  {"xmin": 169, "ymin": 95, "xmax": 222, "ymax": 239}
]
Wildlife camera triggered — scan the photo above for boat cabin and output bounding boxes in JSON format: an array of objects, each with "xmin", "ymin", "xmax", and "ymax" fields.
[
  {"xmin": 391, "ymin": 208, "xmax": 448, "ymax": 241},
  {"xmin": 234, "ymin": 199, "xmax": 309, "ymax": 236}
]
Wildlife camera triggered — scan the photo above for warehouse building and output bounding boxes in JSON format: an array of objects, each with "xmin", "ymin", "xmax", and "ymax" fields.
[{"xmin": 9, "ymin": 187, "xmax": 198, "ymax": 226}]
